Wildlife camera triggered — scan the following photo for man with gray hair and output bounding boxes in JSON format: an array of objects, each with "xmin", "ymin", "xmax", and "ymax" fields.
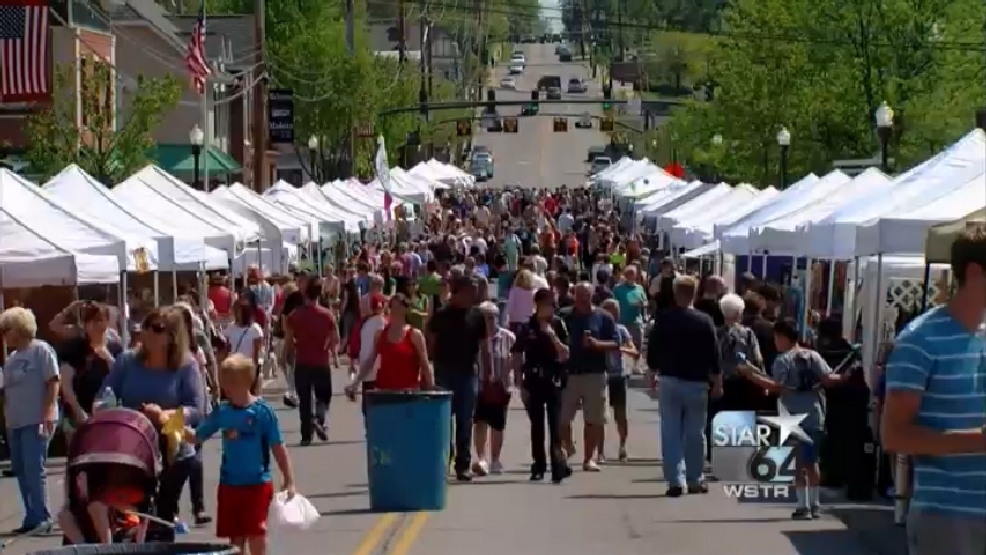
[{"xmin": 647, "ymin": 275, "xmax": 723, "ymax": 497}]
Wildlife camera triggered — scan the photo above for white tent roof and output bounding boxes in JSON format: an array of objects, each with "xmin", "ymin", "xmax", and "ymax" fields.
[
  {"xmin": 750, "ymin": 167, "xmax": 890, "ymax": 255},
  {"xmin": 216, "ymin": 184, "xmax": 315, "ymax": 243},
  {"xmin": 656, "ymin": 183, "xmax": 749, "ymax": 230},
  {"xmin": 0, "ymin": 168, "xmax": 159, "ymax": 273},
  {"xmin": 316, "ymin": 183, "xmax": 378, "ymax": 219},
  {"xmin": 671, "ymin": 188, "xmax": 779, "ymax": 250},
  {"xmin": 45, "ymin": 165, "xmax": 226, "ymax": 271},
  {"xmin": 856, "ymin": 172, "xmax": 986, "ymax": 256},
  {"xmin": 801, "ymin": 129, "xmax": 986, "ymax": 259},
  {"xmin": 638, "ymin": 182, "xmax": 714, "ymax": 215},
  {"xmin": 408, "ymin": 159, "xmax": 473, "ymax": 186},
  {"xmin": 325, "ymin": 180, "xmax": 383, "ymax": 212},
  {"xmin": 0, "ymin": 171, "xmax": 120, "ymax": 286},
  {"xmin": 264, "ymin": 181, "xmax": 361, "ymax": 233},
  {"xmin": 718, "ymin": 172, "xmax": 843, "ymax": 254},
  {"xmin": 623, "ymin": 171, "xmax": 682, "ymax": 200},
  {"xmin": 591, "ymin": 156, "xmax": 634, "ymax": 182}
]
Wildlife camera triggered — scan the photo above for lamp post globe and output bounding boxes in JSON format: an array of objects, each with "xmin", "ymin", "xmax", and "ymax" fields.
[
  {"xmin": 189, "ymin": 124, "xmax": 204, "ymax": 190},
  {"xmin": 307, "ymin": 135, "xmax": 319, "ymax": 183},
  {"xmin": 776, "ymin": 127, "xmax": 791, "ymax": 147},
  {"xmin": 308, "ymin": 135, "xmax": 319, "ymax": 150},
  {"xmin": 711, "ymin": 134, "xmax": 723, "ymax": 146},
  {"xmin": 875, "ymin": 101, "xmax": 894, "ymax": 128}
]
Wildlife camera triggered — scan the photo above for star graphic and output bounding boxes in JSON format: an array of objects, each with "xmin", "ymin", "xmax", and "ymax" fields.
[{"xmin": 758, "ymin": 414, "xmax": 812, "ymax": 445}]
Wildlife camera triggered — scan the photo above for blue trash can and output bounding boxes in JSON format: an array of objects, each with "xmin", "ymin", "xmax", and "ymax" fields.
[
  {"xmin": 29, "ymin": 543, "xmax": 237, "ymax": 555},
  {"xmin": 365, "ymin": 390, "xmax": 452, "ymax": 512}
]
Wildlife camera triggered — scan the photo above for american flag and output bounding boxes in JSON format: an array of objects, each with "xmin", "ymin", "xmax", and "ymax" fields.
[
  {"xmin": 0, "ymin": 0, "xmax": 49, "ymax": 103},
  {"xmin": 184, "ymin": 1, "xmax": 210, "ymax": 94},
  {"xmin": 375, "ymin": 136, "xmax": 393, "ymax": 220}
]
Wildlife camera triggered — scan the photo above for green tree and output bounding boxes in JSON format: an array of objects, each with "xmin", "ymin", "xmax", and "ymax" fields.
[
  {"xmin": 23, "ymin": 63, "xmax": 180, "ymax": 184},
  {"xmin": 666, "ymin": 0, "xmax": 985, "ymax": 184}
]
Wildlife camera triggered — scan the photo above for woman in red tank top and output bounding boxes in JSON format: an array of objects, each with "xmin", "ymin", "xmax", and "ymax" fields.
[{"xmin": 345, "ymin": 294, "xmax": 434, "ymax": 393}]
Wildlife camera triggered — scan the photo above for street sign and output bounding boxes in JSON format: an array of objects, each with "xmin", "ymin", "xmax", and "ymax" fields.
[{"xmin": 267, "ymin": 88, "xmax": 294, "ymax": 144}]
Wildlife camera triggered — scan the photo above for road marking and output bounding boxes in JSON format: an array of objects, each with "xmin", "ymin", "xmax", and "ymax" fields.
[
  {"xmin": 389, "ymin": 511, "xmax": 430, "ymax": 555},
  {"xmin": 352, "ymin": 512, "xmax": 399, "ymax": 555}
]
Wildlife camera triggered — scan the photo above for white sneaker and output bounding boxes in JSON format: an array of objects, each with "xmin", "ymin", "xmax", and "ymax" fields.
[
  {"xmin": 583, "ymin": 460, "xmax": 601, "ymax": 472},
  {"xmin": 472, "ymin": 460, "xmax": 490, "ymax": 477},
  {"xmin": 490, "ymin": 461, "xmax": 504, "ymax": 475}
]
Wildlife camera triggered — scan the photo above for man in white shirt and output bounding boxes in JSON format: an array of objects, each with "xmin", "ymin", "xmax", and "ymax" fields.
[
  {"xmin": 475, "ymin": 204, "xmax": 491, "ymax": 227},
  {"xmin": 557, "ymin": 209, "xmax": 575, "ymax": 233}
]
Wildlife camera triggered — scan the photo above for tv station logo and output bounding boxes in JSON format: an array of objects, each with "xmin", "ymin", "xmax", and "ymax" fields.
[{"xmin": 711, "ymin": 411, "xmax": 810, "ymax": 501}]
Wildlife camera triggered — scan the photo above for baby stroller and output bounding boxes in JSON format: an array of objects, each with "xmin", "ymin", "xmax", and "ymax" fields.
[{"xmin": 61, "ymin": 408, "xmax": 164, "ymax": 545}]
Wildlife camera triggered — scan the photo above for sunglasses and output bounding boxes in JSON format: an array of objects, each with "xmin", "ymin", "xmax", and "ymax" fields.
[{"xmin": 146, "ymin": 321, "xmax": 167, "ymax": 334}]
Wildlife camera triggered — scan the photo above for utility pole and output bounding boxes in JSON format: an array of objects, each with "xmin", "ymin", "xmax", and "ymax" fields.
[
  {"xmin": 426, "ymin": 20, "xmax": 434, "ymax": 101},
  {"xmin": 344, "ymin": 0, "xmax": 355, "ymax": 177},
  {"xmin": 617, "ymin": 0, "xmax": 624, "ymax": 60},
  {"xmin": 418, "ymin": 0, "xmax": 429, "ymax": 156},
  {"xmin": 397, "ymin": 0, "xmax": 406, "ymax": 63},
  {"xmin": 252, "ymin": 0, "xmax": 267, "ymax": 191}
]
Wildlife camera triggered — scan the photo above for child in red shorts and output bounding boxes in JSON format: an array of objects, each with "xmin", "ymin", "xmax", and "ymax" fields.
[{"xmin": 187, "ymin": 354, "xmax": 295, "ymax": 555}]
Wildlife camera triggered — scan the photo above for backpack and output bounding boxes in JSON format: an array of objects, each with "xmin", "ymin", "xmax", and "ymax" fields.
[{"xmin": 717, "ymin": 324, "xmax": 758, "ymax": 377}]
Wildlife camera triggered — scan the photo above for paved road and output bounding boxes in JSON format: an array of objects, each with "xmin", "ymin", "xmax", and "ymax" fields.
[
  {"xmin": 473, "ymin": 43, "xmax": 609, "ymax": 189},
  {"xmin": 0, "ymin": 369, "xmax": 890, "ymax": 555}
]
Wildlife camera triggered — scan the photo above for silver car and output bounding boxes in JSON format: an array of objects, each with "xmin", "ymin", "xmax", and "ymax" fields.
[{"xmin": 567, "ymin": 78, "xmax": 586, "ymax": 93}]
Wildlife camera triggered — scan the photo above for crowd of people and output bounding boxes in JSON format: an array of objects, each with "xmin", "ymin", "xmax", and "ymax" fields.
[{"xmin": 0, "ymin": 183, "xmax": 983, "ymax": 553}]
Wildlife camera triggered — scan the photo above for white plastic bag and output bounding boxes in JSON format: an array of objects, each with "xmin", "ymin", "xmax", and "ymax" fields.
[{"xmin": 272, "ymin": 491, "xmax": 319, "ymax": 530}]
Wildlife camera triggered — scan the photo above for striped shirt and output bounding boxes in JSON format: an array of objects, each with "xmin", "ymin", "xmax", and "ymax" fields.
[
  {"xmin": 478, "ymin": 327, "xmax": 515, "ymax": 386},
  {"xmin": 885, "ymin": 306, "xmax": 986, "ymax": 517}
]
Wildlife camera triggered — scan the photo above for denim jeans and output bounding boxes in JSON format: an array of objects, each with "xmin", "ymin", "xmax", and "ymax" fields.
[
  {"xmin": 436, "ymin": 372, "xmax": 478, "ymax": 473},
  {"xmin": 295, "ymin": 364, "xmax": 333, "ymax": 441},
  {"xmin": 7, "ymin": 425, "xmax": 52, "ymax": 527},
  {"xmin": 658, "ymin": 376, "xmax": 709, "ymax": 488}
]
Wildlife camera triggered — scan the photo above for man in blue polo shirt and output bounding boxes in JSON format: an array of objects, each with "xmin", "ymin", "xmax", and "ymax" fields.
[{"xmin": 882, "ymin": 226, "xmax": 986, "ymax": 555}]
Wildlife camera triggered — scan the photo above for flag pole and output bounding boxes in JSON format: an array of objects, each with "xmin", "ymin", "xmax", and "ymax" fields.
[{"xmin": 201, "ymin": 5, "xmax": 211, "ymax": 193}]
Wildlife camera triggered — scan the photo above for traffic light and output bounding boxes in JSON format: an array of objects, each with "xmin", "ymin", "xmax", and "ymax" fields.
[
  {"xmin": 553, "ymin": 117, "xmax": 568, "ymax": 132},
  {"xmin": 456, "ymin": 119, "xmax": 472, "ymax": 137},
  {"xmin": 602, "ymin": 84, "xmax": 612, "ymax": 111},
  {"xmin": 485, "ymin": 89, "xmax": 496, "ymax": 114},
  {"xmin": 600, "ymin": 117, "xmax": 614, "ymax": 132},
  {"xmin": 503, "ymin": 116, "xmax": 519, "ymax": 133},
  {"xmin": 527, "ymin": 90, "xmax": 539, "ymax": 115}
]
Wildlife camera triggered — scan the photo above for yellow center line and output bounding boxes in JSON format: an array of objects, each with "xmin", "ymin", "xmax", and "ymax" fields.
[
  {"xmin": 352, "ymin": 513, "xmax": 399, "ymax": 555},
  {"xmin": 389, "ymin": 511, "xmax": 431, "ymax": 555}
]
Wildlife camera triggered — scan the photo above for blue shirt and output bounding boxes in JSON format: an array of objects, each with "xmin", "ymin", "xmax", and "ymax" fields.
[
  {"xmin": 607, "ymin": 324, "xmax": 632, "ymax": 377},
  {"xmin": 565, "ymin": 308, "xmax": 618, "ymax": 375},
  {"xmin": 612, "ymin": 282, "xmax": 646, "ymax": 326},
  {"xmin": 885, "ymin": 307, "xmax": 986, "ymax": 517},
  {"xmin": 356, "ymin": 275, "xmax": 371, "ymax": 296},
  {"xmin": 102, "ymin": 351, "xmax": 204, "ymax": 460},
  {"xmin": 195, "ymin": 399, "xmax": 282, "ymax": 486}
]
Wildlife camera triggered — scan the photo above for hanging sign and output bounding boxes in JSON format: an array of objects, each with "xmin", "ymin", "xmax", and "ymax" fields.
[{"xmin": 268, "ymin": 88, "xmax": 295, "ymax": 144}]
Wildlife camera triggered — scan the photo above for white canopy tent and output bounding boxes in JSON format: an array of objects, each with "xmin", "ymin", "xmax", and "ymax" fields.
[
  {"xmin": 264, "ymin": 181, "xmax": 361, "ymax": 235},
  {"xmin": 718, "ymin": 172, "xmax": 842, "ymax": 254},
  {"xmin": 45, "ymin": 165, "xmax": 227, "ymax": 271},
  {"xmin": 750, "ymin": 167, "xmax": 890, "ymax": 255},
  {"xmin": 637, "ymin": 182, "xmax": 714, "ymax": 215},
  {"xmin": 325, "ymin": 180, "xmax": 384, "ymax": 214},
  {"xmin": 302, "ymin": 183, "xmax": 377, "ymax": 224},
  {"xmin": 855, "ymin": 172, "xmax": 986, "ymax": 256},
  {"xmin": 214, "ymin": 184, "xmax": 315, "ymax": 243},
  {"xmin": 656, "ymin": 183, "xmax": 746, "ymax": 230},
  {"xmin": 670, "ymin": 187, "xmax": 776, "ymax": 250},
  {"xmin": 625, "ymin": 173, "xmax": 686, "ymax": 202},
  {"xmin": 0, "ymin": 174, "xmax": 120, "ymax": 286},
  {"xmin": 801, "ymin": 129, "xmax": 986, "ymax": 259},
  {"xmin": 114, "ymin": 167, "xmax": 240, "ymax": 257},
  {"xmin": 1, "ymin": 168, "xmax": 159, "ymax": 273},
  {"xmin": 408, "ymin": 159, "xmax": 473, "ymax": 187}
]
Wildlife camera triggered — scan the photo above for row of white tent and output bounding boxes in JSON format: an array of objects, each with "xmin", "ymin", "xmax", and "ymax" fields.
[
  {"xmin": 591, "ymin": 129, "xmax": 986, "ymax": 261},
  {"xmin": 0, "ymin": 158, "xmax": 471, "ymax": 288}
]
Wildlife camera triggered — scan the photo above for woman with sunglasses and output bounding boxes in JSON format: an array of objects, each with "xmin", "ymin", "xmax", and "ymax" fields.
[
  {"xmin": 345, "ymin": 294, "xmax": 434, "ymax": 397},
  {"xmin": 101, "ymin": 308, "xmax": 204, "ymax": 540}
]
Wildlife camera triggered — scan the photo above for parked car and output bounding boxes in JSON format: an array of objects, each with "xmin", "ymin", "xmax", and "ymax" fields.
[
  {"xmin": 546, "ymin": 86, "xmax": 562, "ymax": 100},
  {"xmin": 558, "ymin": 47, "xmax": 572, "ymax": 62},
  {"xmin": 574, "ymin": 112, "xmax": 592, "ymax": 128},
  {"xmin": 589, "ymin": 156, "xmax": 613, "ymax": 175},
  {"xmin": 500, "ymin": 76, "xmax": 517, "ymax": 90},
  {"xmin": 508, "ymin": 64, "xmax": 524, "ymax": 75}
]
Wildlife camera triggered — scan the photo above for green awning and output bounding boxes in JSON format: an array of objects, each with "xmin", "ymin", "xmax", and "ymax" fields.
[{"xmin": 151, "ymin": 144, "xmax": 242, "ymax": 175}]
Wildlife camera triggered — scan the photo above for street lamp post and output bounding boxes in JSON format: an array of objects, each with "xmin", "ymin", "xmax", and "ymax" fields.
[
  {"xmin": 875, "ymin": 101, "xmax": 894, "ymax": 173},
  {"xmin": 711, "ymin": 134, "xmax": 723, "ymax": 182},
  {"xmin": 776, "ymin": 127, "xmax": 791, "ymax": 188},
  {"xmin": 308, "ymin": 135, "xmax": 319, "ymax": 183},
  {"xmin": 189, "ymin": 124, "xmax": 204, "ymax": 190}
]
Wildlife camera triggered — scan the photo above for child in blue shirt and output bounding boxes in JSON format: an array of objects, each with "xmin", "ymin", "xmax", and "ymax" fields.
[{"xmin": 187, "ymin": 354, "xmax": 295, "ymax": 555}]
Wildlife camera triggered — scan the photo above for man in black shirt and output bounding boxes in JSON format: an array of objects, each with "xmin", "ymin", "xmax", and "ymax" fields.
[
  {"xmin": 426, "ymin": 275, "xmax": 485, "ymax": 481},
  {"xmin": 647, "ymin": 275, "xmax": 723, "ymax": 497}
]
